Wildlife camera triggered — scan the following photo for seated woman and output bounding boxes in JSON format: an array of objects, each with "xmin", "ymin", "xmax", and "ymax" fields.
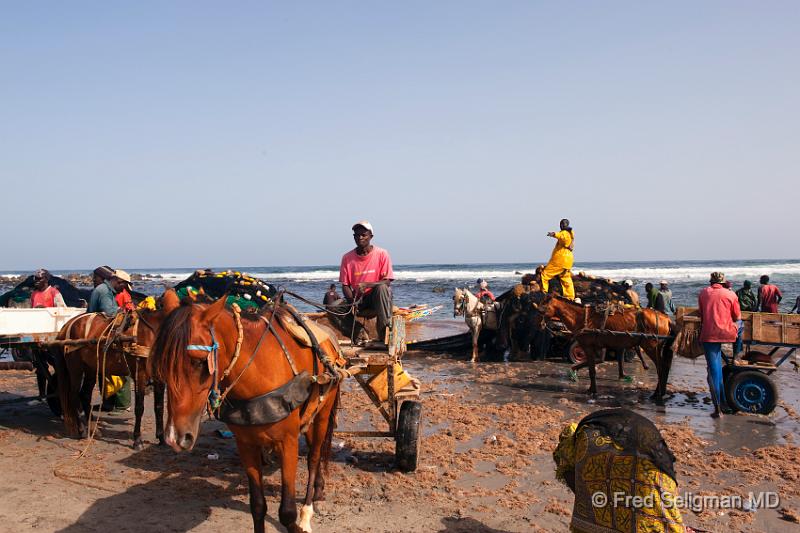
[{"xmin": 553, "ymin": 408, "xmax": 692, "ymax": 533}]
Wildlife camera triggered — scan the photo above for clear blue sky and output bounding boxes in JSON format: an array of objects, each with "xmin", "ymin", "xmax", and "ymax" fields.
[{"xmin": 2, "ymin": 2, "xmax": 798, "ymax": 270}]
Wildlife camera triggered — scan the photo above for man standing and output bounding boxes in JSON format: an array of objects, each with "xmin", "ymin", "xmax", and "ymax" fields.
[
  {"xmin": 88, "ymin": 272, "xmax": 123, "ymax": 316},
  {"xmin": 698, "ymin": 272, "xmax": 741, "ymax": 418},
  {"xmin": 736, "ymin": 280, "xmax": 758, "ymax": 312},
  {"xmin": 757, "ymin": 275, "xmax": 783, "ymax": 313},
  {"xmin": 645, "ymin": 282, "xmax": 659, "ymax": 309},
  {"xmin": 30, "ymin": 269, "xmax": 66, "ymax": 308},
  {"xmin": 654, "ymin": 281, "xmax": 676, "ymax": 315},
  {"xmin": 540, "ymin": 219, "xmax": 575, "ymax": 300},
  {"xmin": 623, "ymin": 280, "xmax": 640, "ymax": 307},
  {"xmin": 339, "ymin": 220, "xmax": 394, "ymax": 342}
]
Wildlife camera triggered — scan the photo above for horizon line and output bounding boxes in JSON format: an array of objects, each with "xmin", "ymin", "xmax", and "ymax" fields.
[{"xmin": 2, "ymin": 257, "xmax": 800, "ymax": 274}]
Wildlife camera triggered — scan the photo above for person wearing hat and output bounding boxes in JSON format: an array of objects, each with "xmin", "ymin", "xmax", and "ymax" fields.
[
  {"xmin": 30, "ymin": 269, "xmax": 66, "ymax": 308},
  {"xmin": 475, "ymin": 278, "xmax": 495, "ymax": 303},
  {"xmin": 339, "ymin": 220, "xmax": 395, "ymax": 342},
  {"xmin": 540, "ymin": 219, "xmax": 575, "ymax": 300},
  {"xmin": 736, "ymin": 280, "xmax": 757, "ymax": 312},
  {"xmin": 92, "ymin": 265, "xmax": 115, "ymax": 288},
  {"xmin": 698, "ymin": 272, "xmax": 741, "ymax": 417},
  {"xmin": 114, "ymin": 269, "xmax": 135, "ymax": 311},
  {"xmin": 622, "ymin": 279, "xmax": 639, "ymax": 307},
  {"xmin": 654, "ymin": 280, "xmax": 675, "ymax": 316},
  {"xmin": 88, "ymin": 269, "xmax": 124, "ymax": 316}
]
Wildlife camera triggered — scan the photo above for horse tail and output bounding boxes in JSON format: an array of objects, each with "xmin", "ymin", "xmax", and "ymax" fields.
[
  {"xmin": 320, "ymin": 387, "xmax": 340, "ymax": 473},
  {"xmin": 55, "ymin": 347, "xmax": 81, "ymax": 436}
]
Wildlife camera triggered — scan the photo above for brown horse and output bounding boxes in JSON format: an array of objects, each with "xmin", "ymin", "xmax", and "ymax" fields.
[
  {"xmin": 149, "ymin": 295, "xmax": 341, "ymax": 533},
  {"xmin": 535, "ymin": 295, "xmax": 674, "ymax": 401},
  {"xmin": 56, "ymin": 289, "xmax": 180, "ymax": 449}
]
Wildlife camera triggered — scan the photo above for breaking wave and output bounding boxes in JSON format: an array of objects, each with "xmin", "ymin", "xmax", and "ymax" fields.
[{"xmin": 137, "ymin": 261, "xmax": 800, "ymax": 284}]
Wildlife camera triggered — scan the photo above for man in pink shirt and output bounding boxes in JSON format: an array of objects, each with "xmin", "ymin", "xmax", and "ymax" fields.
[
  {"xmin": 757, "ymin": 275, "xmax": 783, "ymax": 313},
  {"xmin": 698, "ymin": 272, "xmax": 741, "ymax": 418},
  {"xmin": 339, "ymin": 220, "xmax": 394, "ymax": 342}
]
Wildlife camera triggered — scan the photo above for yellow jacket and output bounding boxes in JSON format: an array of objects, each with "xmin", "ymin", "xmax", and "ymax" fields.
[{"xmin": 547, "ymin": 230, "xmax": 574, "ymax": 269}]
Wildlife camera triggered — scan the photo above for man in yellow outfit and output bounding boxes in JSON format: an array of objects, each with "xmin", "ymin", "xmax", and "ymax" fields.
[{"xmin": 541, "ymin": 218, "xmax": 575, "ymax": 300}]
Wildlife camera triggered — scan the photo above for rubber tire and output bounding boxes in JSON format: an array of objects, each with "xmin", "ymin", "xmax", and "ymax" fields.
[
  {"xmin": 725, "ymin": 370, "xmax": 778, "ymax": 415},
  {"xmin": 567, "ymin": 340, "xmax": 587, "ymax": 365},
  {"xmin": 395, "ymin": 400, "xmax": 422, "ymax": 472},
  {"xmin": 45, "ymin": 372, "xmax": 62, "ymax": 417}
]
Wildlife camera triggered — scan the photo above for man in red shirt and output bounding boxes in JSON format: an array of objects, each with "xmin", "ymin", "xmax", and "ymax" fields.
[
  {"xmin": 113, "ymin": 269, "xmax": 135, "ymax": 311},
  {"xmin": 339, "ymin": 220, "xmax": 394, "ymax": 342},
  {"xmin": 698, "ymin": 272, "xmax": 741, "ymax": 418},
  {"xmin": 757, "ymin": 275, "xmax": 783, "ymax": 313},
  {"xmin": 30, "ymin": 269, "xmax": 66, "ymax": 308}
]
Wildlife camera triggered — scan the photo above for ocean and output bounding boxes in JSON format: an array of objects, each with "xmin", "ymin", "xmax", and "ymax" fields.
[{"xmin": 4, "ymin": 259, "xmax": 799, "ymax": 315}]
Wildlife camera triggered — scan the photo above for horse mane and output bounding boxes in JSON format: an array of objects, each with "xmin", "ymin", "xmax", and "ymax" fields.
[{"xmin": 149, "ymin": 302, "xmax": 195, "ymax": 392}]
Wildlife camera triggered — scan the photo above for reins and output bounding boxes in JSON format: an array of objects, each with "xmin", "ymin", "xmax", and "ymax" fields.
[{"xmin": 185, "ymin": 292, "xmax": 344, "ymax": 418}]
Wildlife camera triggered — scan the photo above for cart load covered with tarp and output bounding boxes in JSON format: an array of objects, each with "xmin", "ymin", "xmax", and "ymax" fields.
[
  {"xmin": 172, "ymin": 270, "xmax": 278, "ymax": 311},
  {"xmin": 0, "ymin": 275, "xmax": 92, "ymax": 308}
]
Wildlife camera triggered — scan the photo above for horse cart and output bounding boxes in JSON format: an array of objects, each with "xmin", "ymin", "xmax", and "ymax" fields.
[
  {"xmin": 677, "ymin": 308, "xmax": 799, "ymax": 415},
  {"xmin": 327, "ymin": 315, "xmax": 422, "ymax": 472},
  {"xmin": 0, "ymin": 306, "xmax": 85, "ymax": 414}
]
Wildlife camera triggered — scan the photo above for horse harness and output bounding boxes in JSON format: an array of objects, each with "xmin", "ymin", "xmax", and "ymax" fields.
[
  {"xmin": 579, "ymin": 303, "xmax": 662, "ymax": 347},
  {"xmin": 186, "ymin": 298, "xmax": 346, "ymax": 427}
]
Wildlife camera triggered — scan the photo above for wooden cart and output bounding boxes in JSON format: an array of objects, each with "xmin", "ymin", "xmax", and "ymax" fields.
[
  {"xmin": 0, "ymin": 307, "xmax": 86, "ymax": 414},
  {"xmin": 676, "ymin": 307, "xmax": 799, "ymax": 415},
  {"xmin": 335, "ymin": 315, "xmax": 423, "ymax": 472}
]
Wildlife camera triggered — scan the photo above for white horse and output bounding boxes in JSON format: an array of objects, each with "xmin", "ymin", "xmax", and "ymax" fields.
[{"xmin": 453, "ymin": 287, "xmax": 499, "ymax": 362}]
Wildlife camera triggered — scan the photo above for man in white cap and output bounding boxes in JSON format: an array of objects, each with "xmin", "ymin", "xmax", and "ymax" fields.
[
  {"xmin": 114, "ymin": 269, "xmax": 135, "ymax": 311},
  {"xmin": 339, "ymin": 220, "xmax": 394, "ymax": 342},
  {"xmin": 622, "ymin": 280, "xmax": 639, "ymax": 307},
  {"xmin": 654, "ymin": 280, "xmax": 675, "ymax": 316}
]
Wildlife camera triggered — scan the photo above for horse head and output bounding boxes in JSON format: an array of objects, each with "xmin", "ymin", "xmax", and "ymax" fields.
[
  {"xmin": 151, "ymin": 295, "xmax": 229, "ymax": 452},
  {"xmin": 453, "ymin": 287, "xmax": 482, "ymax": 318}
]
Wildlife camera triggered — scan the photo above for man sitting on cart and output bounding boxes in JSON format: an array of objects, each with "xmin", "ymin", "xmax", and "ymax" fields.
[
  {"xmin": 698, "ymin": 272, "xmax": 741, "ymax": 418},
  {"xmin": 339, "ymin": 220, "xmax": 394, "ymax": 343},
  {"xmin": 30, "ymin": 269, "xmax": 66, "ymax": 308},
  {"xmin": 88, "ymin": 272, "xmax": 125, "ymax": 316}
]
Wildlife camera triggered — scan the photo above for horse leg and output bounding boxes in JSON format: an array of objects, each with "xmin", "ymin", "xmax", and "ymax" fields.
[
  {"xmin": 651, "ymin": 344, "xmax": 672, "ymax": 404},
  {"xmin": 470, "ymin": 320, "xmax": 481, "ymax": 363},
  {"xmin": 278, "ymin": 435, "xmax": 302, "ymax": 533},
  {"xmin": 78, "ymin": 365, "xmax": 96, "ymax": 438},
  {"xmin": 237, "ymin": 442, "xmax": 267, "ymax": 533},
  {"xmin": 636, "ymin": 347, "xmax": 649, "ymax": 370},
  {"xmin": 57, "ymin": 351, "xmax": 84, "ymax": 437},
  {"xmin": 153, "ymin": 380, "xmax": 166, "ymax": 445},
  {"xmin": 585, "ymin": 346, "xmax": 598, "ymax": 395},
  {"xmin": 132, "ymin": 373, "xmax": 145, "ymax": 450},
  {"xmin": 616, "ymin": 349, "xmax": 627, "ymax": 379},
  {"xmin": 300, "ymin": 407, "xmax": 333, "ymax": 532}
]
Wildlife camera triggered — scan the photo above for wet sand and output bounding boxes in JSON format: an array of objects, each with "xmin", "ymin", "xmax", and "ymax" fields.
[{"xmin": 1, "ymin": 350, "xmax": 799, "ymax": 532}]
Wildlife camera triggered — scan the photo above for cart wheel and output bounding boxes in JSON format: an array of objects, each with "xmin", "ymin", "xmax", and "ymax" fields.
[
  {"xmin": 725, "ymin": 370, "xmax": 778, "ymax": 415},
  {"xmin": 45, "ymin": 372, "xmax": 62, "ymax": 416},
  {"xmin": 395, "ymin": 400, "xmax": 422, "ymax": 472},
  {"xmin": 567, "ymin": 341, "xmax": 587, "ymax": 365}
]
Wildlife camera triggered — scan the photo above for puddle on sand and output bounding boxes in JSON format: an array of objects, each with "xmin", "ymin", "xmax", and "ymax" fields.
[
  {"xmin": 455, "ymin": 470, "xmax": 511, "ymax": 491},
  {"xmin": 401, "ymin": 352, "xmax": 800, "ymax": 455}
]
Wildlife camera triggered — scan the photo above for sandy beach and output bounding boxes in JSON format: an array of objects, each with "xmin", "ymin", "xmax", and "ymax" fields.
[{"xmin": 1, "ymin": 349, "xmax": 799, "ymax": 532}]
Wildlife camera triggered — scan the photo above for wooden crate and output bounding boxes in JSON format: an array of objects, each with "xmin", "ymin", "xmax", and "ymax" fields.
[
  {"xmin": 752, "ymin": 313, "xmax": 800, "ymax": 345},
  {"xmin": 676, "ymin": 307, "xmax": 799, "ymax": 345}
]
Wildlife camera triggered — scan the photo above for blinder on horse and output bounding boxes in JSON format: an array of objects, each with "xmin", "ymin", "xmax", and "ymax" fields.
[{"xmin": 185, "ymin": 301, "xmax": 343, "ymax": 425}]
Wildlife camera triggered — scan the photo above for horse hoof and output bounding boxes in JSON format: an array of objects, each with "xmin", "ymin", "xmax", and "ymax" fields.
[
  {"xmin": 133, "ymin": 440, "xmax": 145, "ymax": 451},
  {"xmin": 157, "ymin": 438, "xmax": 166, "ymax": 446}
]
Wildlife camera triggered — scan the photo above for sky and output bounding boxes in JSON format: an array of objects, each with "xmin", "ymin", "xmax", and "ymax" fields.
[{"xmin": 1, "ymin": 2, "xmax": 798, "ymax": 271}]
